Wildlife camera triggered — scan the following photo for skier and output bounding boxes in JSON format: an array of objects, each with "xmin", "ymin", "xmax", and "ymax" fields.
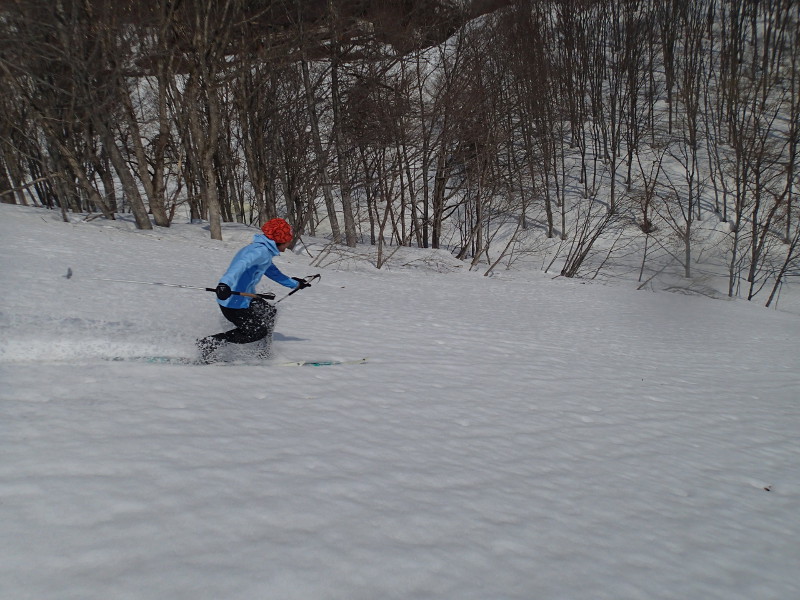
[{"xmin": 196, "ymin": 218, "xmax": 311, "ymax": 363}]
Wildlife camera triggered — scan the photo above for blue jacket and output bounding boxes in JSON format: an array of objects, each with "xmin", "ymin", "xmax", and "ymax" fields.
[{"xmin": 218, "ymin": 234, "xmax": 298, "ymax": 308}]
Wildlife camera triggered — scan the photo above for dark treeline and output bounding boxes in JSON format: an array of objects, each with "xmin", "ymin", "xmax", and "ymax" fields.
[{"xmin": 1, "ymin": 0, "xmax": 798, "ymax": 303}]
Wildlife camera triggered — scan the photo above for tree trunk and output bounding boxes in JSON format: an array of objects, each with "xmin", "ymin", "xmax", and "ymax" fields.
[
  {"xmin": 330, "ymin": 55, "xmax": 358, "ymax": 246},
  {"xmin": 188, "ymin": 88, "xmax": 223, "ymax": 240},
  {"xmin": 100, "ymin": 129, "xmax": 153, "ymax": 230},
  {"xmin": 302, "ymin": 58, "xmax": 342, "ymax": 244}
]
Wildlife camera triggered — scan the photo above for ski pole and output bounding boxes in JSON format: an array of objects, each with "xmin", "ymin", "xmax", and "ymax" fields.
[
  {"xmin": 276, "ymin": 274, "xmax": 321, "ymax": 303},
  {"xmin": 65, "ymin": 268, "xmax": 275, "ymax": 300}
]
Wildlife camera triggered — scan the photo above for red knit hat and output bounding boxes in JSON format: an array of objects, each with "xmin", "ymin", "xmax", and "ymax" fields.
[{"xmin": 261, "ymin": 218, "xmax": 293, "ymax": 244}]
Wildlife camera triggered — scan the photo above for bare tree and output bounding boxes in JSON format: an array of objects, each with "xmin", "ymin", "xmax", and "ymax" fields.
[
  {"xmin": 0, "ymin": 86, "xmax": 34, "ymax": 206},
  {"xmin": 1, "ymin": 2, "xmax": 103, "ymax": 218},
  {"xmin": 167, "ymin": 0, "xmax": 250, "ymax": 240}
]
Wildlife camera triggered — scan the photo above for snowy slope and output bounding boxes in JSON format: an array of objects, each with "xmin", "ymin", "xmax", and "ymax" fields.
[{"xmin": 1, "ymin": 204, "xmax": 799, "ymax": 600}]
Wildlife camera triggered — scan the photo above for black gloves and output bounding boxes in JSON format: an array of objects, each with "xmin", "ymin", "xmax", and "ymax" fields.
[
  {"xmin": 292, "ymin": 277, "xmax": 312, "ymax": 290},
  {"xmin": 215, "ymin": 282, "xmax": 232, "ymax": 300}
]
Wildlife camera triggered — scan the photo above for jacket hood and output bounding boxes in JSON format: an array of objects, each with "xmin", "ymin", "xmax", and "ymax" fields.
[{"xmin": 253, "ymin": 234, "xmax": 280, "ymax": 256}]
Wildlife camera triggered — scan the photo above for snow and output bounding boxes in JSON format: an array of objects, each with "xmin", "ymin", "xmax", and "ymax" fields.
[{"xmin": 1, "ymin": 203, "xmax": 799, "ymax": 600}]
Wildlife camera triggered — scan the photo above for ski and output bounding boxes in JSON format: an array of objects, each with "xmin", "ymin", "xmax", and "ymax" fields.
[
  {"xmin": 105, "ymin": 356, "xmax": 368, "ymax": 367},
  {"xmin": 276, "ymin": 357, "xmax": 368, "ymax": 367},
  {"xmin": 106, "ymin": 355, "xmax": 195, "ymax": 365}
]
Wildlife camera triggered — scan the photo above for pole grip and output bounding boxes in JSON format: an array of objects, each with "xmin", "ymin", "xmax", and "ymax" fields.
[
  {"xmin": 237, "ymin": 291, "xmax": 275, "ymax": 300},
  {"xmin": 205, "ymin": 288, "xmax": 275, "ymax": 300}
]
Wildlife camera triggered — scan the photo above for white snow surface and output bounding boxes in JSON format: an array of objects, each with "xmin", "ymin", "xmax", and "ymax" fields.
[{"xmin": 1, "ymin": 204, "xmax": 798, "ymax": 600}]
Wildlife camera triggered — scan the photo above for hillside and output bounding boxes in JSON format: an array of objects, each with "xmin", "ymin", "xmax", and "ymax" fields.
[{"xmin": 1, "ymin": 203, "xmax": 799, "ymax": 599}]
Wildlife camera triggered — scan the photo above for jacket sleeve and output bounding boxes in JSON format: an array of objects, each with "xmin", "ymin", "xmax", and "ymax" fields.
[
  {"xmin": 264, "ymin": 263, "xmax": 298, "ymax": 289},
  {"xmin": 219, "ymin": 246, "xmax": 256, "ymax": 289}
]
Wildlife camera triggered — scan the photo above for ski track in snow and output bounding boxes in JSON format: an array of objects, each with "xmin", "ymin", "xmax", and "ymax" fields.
[{"xmin": 1, "ymin": 205, "xmax": 799, "ymax": 600}]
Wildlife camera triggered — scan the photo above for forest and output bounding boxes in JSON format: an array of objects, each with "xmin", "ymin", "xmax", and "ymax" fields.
[{"xmin": 1, "ymin": 0, "xmax": 798, "ymax": 305}]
